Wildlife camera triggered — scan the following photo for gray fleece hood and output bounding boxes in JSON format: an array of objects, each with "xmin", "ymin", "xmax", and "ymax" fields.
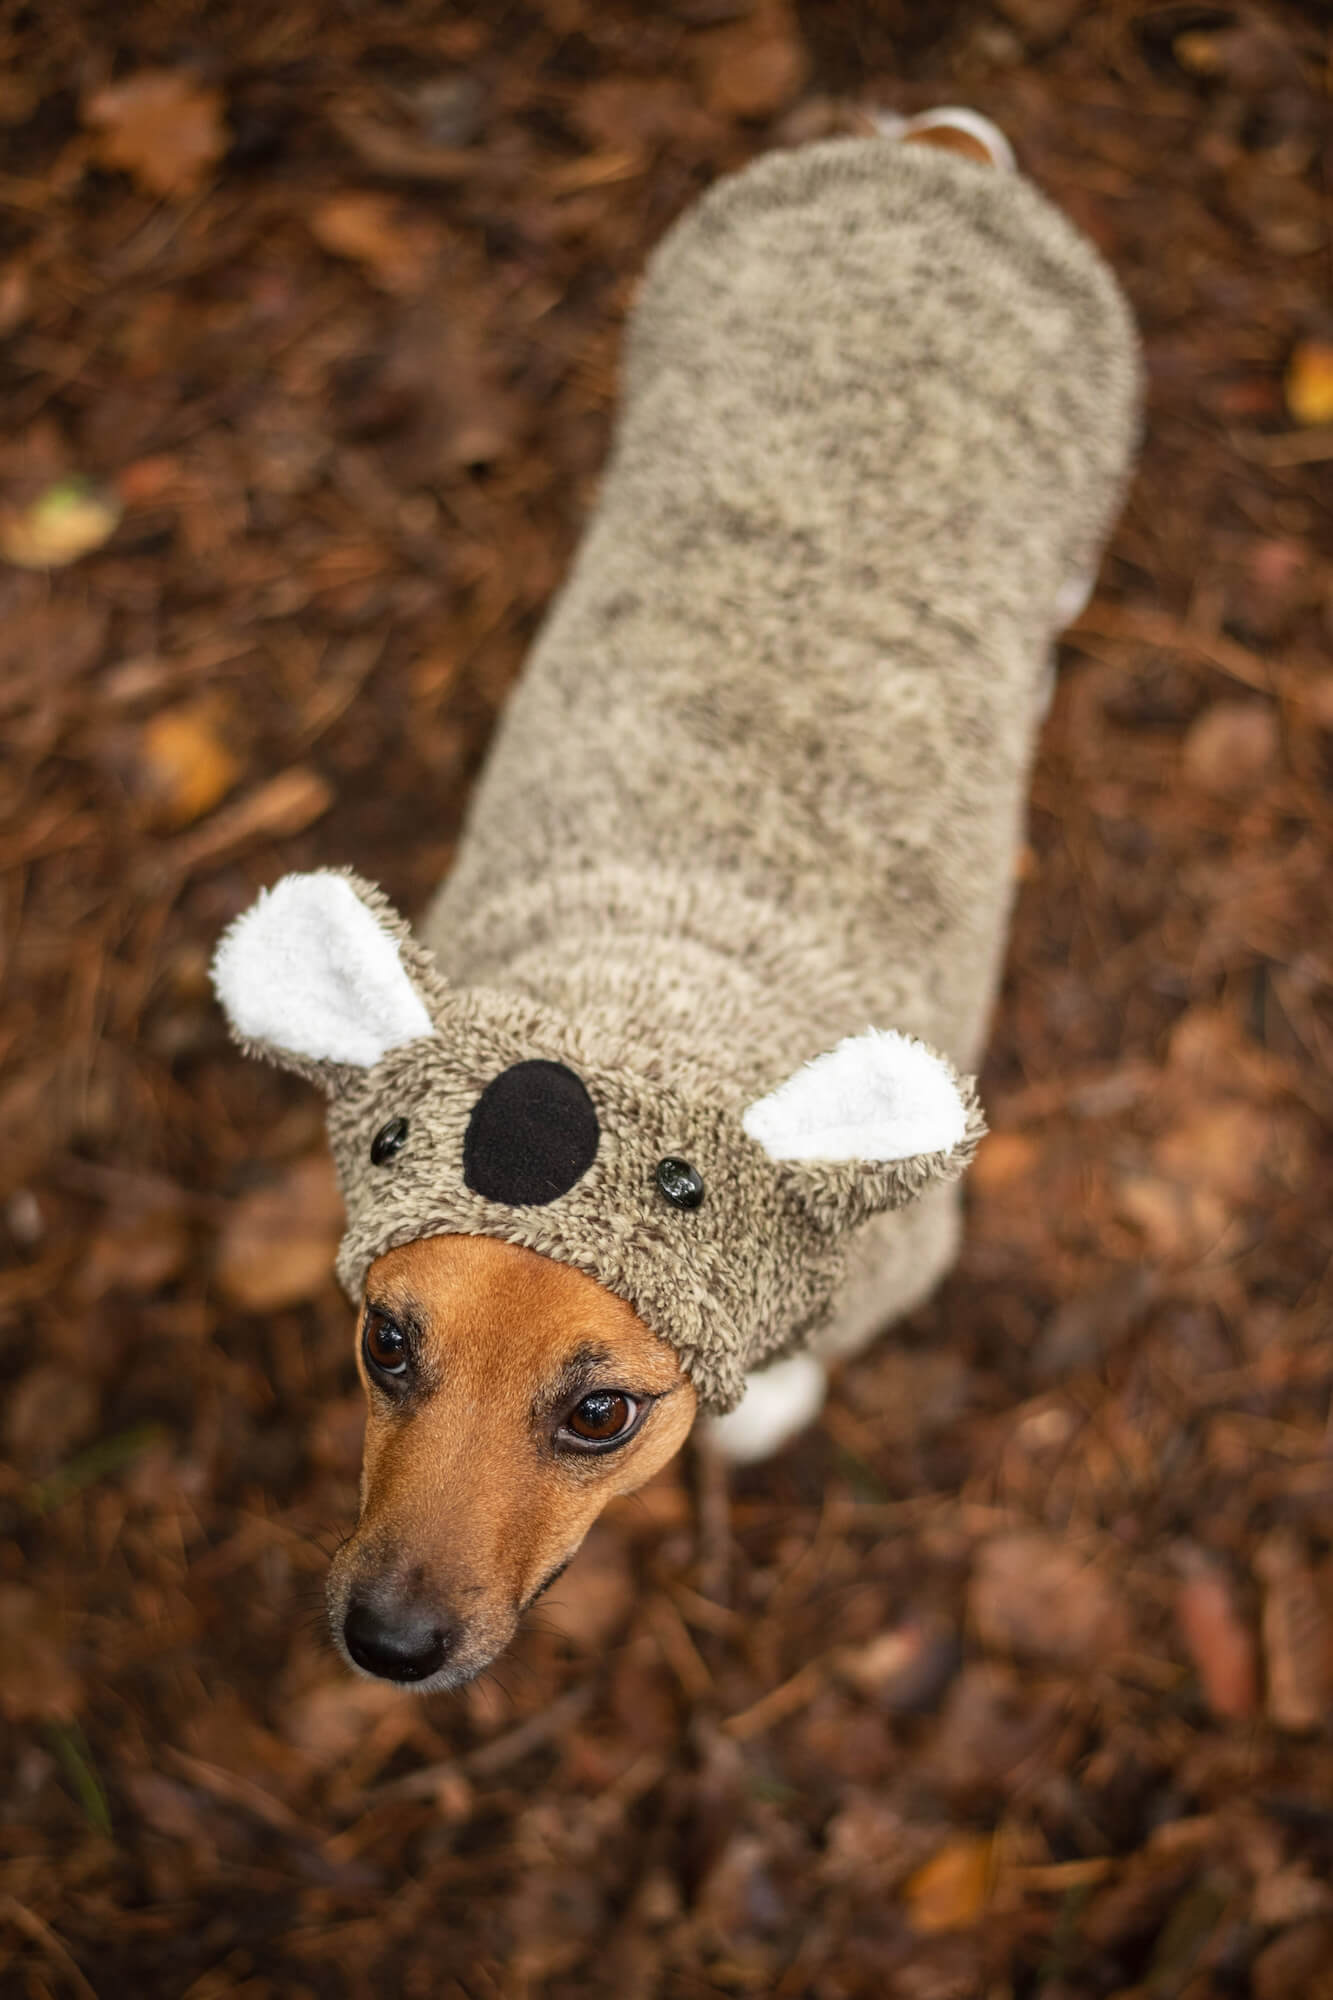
[{"xmin": 212, "ymin": 866, "xmax": 983, "ymax": 1411}]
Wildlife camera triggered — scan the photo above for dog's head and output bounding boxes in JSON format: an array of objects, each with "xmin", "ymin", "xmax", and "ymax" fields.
[{"xmin": 213, "ymin": 869, "xmax": 981, "ymax": 1686}]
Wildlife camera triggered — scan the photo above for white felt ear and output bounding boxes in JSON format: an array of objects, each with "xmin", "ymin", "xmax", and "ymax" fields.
[
  {"xmin": 211, "ymin": 872, "xmax": 434, "ymax": 1068},
  {"xmin": 742, "ymin": 1029, "xmax": 967, "ymax": 1163}
]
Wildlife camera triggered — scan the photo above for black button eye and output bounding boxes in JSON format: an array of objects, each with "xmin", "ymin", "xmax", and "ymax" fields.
[
  {"xmin": 371, "ymin": 1117, "xmax": 409, "ymax": 1166},
  {"xmin": 656, "ymin": 1157, "xmax": 704, "ymax": 1210}
]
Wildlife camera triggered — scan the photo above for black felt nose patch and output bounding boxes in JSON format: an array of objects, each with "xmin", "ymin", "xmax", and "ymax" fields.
[{"xmin": 463, "ymin": 1060, "xmax": 599, "ymax": 1206}]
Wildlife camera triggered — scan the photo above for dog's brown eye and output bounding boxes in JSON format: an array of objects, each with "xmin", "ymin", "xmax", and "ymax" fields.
[
  {"xmin": 565, "ymin": 1392, "xmax": 637, "ymax": 1443},
  {"xmin": 363, "ymin": 1311, "xmax": 408, "ymax": 1376}
]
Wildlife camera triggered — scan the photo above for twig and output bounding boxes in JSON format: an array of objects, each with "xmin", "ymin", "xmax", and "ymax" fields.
[
  {"xmin": 0, "ymin": 1895, "xmax": 99, "ymax": 2000},
  {"xmin": 693, "ymin": 1433, "xmax": 733, "ymax": 1611},
  {"xmin": 721, "ymin": 1661, "xmax": 824, "ymax": 1743},
  {"xmin": 362, "ymin": 1682, "xmax": 595, "ymax": 1806}
]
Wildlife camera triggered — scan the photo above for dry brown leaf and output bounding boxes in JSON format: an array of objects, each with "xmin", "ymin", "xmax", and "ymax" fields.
[
  {"xmin": 83, "ymin": 69, "xmax": 228, "ymax": 197},
  {"xmin": 1113, "ymin": 1169, "xmax": 1230, "ymax": 1262},
  {"xmin": 1286, "ymin": 339, "xmax": 1333, "ymax": 428},
  {"xmin": 834, "ymin": 1616, "xmax": 960, "ymax": 1713},
  {"xmin": 1173, "ymin": 1546, "xmax": 1259, "ymax": 1722},
  {"xmin": 215, "ymin": 1153, "xmax": 345, "ymax": 1312},
  {"xmin": 969, "ymin": 1131, "xmax": 1042, "ymax": 1194},
  {"xmin": 5, "ymin": 1367, "xmax": 100, "ymax": 1472},
  {"xmin": 693, "ymin": 0, "xmax": 809, "ymax": 119},
  {"xmin": 0, "ymin": 478, "xmax": 122, "ymax": 568},
  {"xmin": 80, "ymin": 1208, "xmax": 191, "ymax": 1298},
  {"xmin": 929, "ymin": 1664, "xmax": 1063, "ymax": 1795},
  {"xmin": 0, "ymin": 1584, "xmax": 83, "ymax": 1721},
  {"xmin": 1252, "ymin": 1863, "xmax": 1333, "ymax": 1929},
  {"xmin": 970, "ymin": 1531, "xmax": 1130, "ymax": 1668},
  {"xmin": 1256, "ymin": 1529, "xmax": 1331, "ymax": 1733},
  {"xmin": 536, "ymin": 1525, "xmax": 633, "ymax": 1651},
  {"xmin": 1250, "ymin": 1919, "xmax": 1333, "ymax": 2000},
  {"xmin": 282, "ymin": 1674, "xmax": 404, "ymax": 1764},
  {"xmin": 1157, "ymin": 1101, "xmax": 1309, "ymax": 1207},
  {"xmin": 1181, "ymin": 701, "xmax": 1279, "ymax": 796},
  {"xmin": 904, "ymin": 1835, "xmax": 994, "ymax": 1934},
  {"xmin": 310, "ymin": 193, "xmax": 439, "ymax": 295},
  {"xmin": 138, "ymin": 703, "xmax": 241, "ymax": 829}
]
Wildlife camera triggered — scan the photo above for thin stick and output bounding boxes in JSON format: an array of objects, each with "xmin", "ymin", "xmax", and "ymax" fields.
[{"xmin": 0, "ymin": 1896, "xmax": 99, "ymax": 2000}]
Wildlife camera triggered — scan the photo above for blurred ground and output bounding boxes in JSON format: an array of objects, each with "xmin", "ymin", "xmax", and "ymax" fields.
[{"xmin": 1, "ymin": 2, "xmax": 1332, "ymax": 1996}]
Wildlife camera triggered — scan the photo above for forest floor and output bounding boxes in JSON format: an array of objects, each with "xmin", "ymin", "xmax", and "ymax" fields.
[{"xmin": 2, "ymin": 2, "xmax": 1332, "ymax": 1996}]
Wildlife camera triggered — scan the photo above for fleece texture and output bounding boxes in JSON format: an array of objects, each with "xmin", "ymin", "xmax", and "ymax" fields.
[{"xmin": 214, "ymin": 139, "xmax": 1140, "ymax": 1411}]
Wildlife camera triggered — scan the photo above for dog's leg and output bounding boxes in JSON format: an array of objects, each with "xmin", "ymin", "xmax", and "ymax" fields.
[{"xmin": 704, "ymin": 1352, "xmax": 828, "ymax": 1465}]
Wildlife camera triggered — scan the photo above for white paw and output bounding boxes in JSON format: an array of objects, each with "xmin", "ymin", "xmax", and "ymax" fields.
[
  {"xmin": 705, "ymin": 1353, "xmax": 827, "ymax": 1465},
  {"xmin": 873, "ymin": 106, "xmax": 1016, "ymax": 174}
]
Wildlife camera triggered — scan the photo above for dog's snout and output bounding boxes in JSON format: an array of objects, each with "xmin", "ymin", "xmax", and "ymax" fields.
[{"xmin": 342, "ymin": 1594, "xmax": 452, "ymax": 1684}]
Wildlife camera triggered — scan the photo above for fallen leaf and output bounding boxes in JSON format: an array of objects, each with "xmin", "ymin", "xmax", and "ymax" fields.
[
  {"xmin": 283, "ymin": 1674, "xmax": 404, "ymax": 1764},
  {"xmin": 994, "ymin": 0, "xmax": 1083, "ymax": 48},
  {"xmin": 138, "ymin": 703, "xmax": 241, "ymax": 829},
  {"xmin": 215, "ymin": 1154, "xmax": 345, "ymax": 1312},
  {"xmin": 928, "ymin": 1664, "xmax": 1063, "ymax": 1794},
  {"xmin": 970, "ymin": 1530, "xmax": 1130, "ymax": 1668},
  {"xmin": 1173, "ymin": 1545, "xmax": 1259, "ymax": 1722},
  {"xmin": 536, "ymin": 1525, "xmax": 634, "ymax": 1651},
  {"xmin": 1252, "ymin": 1864, "xmax": 1333, "ymax": 1929},
  {"xmin": 5, "ymin": 1368, "xmax": 100, "ymax": 1473},
  {"xmin": 904, "ymin": 1835, "xmax": 994, "ymax": 1934},
  {"xmin": 693, "ymin": 0, "xmax": 809, "ymax": 119},
  {"xmin": 1112, "ymin": 1169, "xmax": 1230, "ymax": 1262},
  {"xmin": 83, "ymin": 69, "xmax": 228, "ymax": 197},
  {"xmin": 819, "ymin": 1795, "xmax": 939, "ymax": 1885},
  {"xmin": 310, "ymin": 193, "xmax": 439, "ymax": 294},
  {"xmin": 1286, "ymin": 338, "xmax": 1333, "ymax": 428},
  {"xmin": 0, "ymin": 1584, "xmax": 83, "ymax": 1721},
  {"xmin": 1250, "ymin": 1919, "xmax": 1333, "ymax": 2000},
  {"xmin": 834, "ymin": 1616, "xmax": 960, "ymax": 1713},
  {"xmin": 1256, "ymin": 1529, "xmax": 1331, "ymax": 1733},
  {"xmin": 1181, "ymin": 701, "xmax": 1279, "ymax": 796},
  {"xmin": 1030, "ymin": 1268, "xmax": 1157, "ymax": 1380},
  {"xmin": 1157, "ymin": 1101, "xmax": 1309, "ymax": 1207},
  {"xmin": 968, "ymin": 1131, "xmax": 1042, "ymax": 1194},
  {"xmin": 0, "ymin": 478, "xmax": 122, "ymax": 568},
  {"xmin": 306, "ymin": 1393, "xmax": 365, "ymax": 1476}
]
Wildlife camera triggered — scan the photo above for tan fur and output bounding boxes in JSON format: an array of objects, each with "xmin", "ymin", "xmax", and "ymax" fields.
[{"xmin": 327, "ymin": 1235, "xmax": 696, "ymax": 1686}]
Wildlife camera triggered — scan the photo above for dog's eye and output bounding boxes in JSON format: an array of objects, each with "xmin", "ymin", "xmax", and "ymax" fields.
[
  {"xmin": 363, "ymin": 1310, "xmax": 409, "ymax": 1377},
  {"xmin": 563, "ymin": 1391, "xmax": 638, "ymax": 1446}
]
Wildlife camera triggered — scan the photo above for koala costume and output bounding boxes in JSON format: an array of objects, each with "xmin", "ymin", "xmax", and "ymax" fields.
[{"xmin": 213, "ymin": 138, "xmax": 1140, "ymax": 1421}]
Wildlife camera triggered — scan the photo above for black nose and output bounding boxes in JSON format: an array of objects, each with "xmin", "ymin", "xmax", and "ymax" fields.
[{"xmin": 341, "ymin": 1597, "xmax": 452, "ymax": 1683}]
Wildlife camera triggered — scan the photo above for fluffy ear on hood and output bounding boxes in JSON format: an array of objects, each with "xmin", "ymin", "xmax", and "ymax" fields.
[
  {"xmin": 742, "ymin": 1028, "xmax": 984, "ymax": 1231},
  {"xmin": 210, "ymin": 870, "xmax": 442, "ymax": 1088}
]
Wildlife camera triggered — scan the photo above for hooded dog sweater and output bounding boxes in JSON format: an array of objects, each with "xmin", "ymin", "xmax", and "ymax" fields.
[{"xmin": 213, "ymin": 139, "xmax": 1141, "ymax": 1411}]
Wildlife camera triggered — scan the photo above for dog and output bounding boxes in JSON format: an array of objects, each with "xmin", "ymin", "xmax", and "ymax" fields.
[{"xmin": 212, "ymin": 112, "xmax": 1140, "ymax": 1690}]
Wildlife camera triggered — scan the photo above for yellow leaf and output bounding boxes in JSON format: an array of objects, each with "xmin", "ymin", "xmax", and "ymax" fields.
[
  {"xmin": 904, "ymin": 1835, "xmax": 995, "ymax": 1934},
  {"xmin": 139, "ymin": 703, "xmax": 241, "ymax": 829},
  {"xmin": 0, "ymin": 478, "xmax": 121, "ymax": 568},
  {"xmin": 1285, "ymin": 339, "xmax": 1333, "ymax": 428}
]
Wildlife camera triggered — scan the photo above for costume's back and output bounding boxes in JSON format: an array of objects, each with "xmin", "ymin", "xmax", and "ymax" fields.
[{"xmin": 427, "ymin": 140, "xmax": 1139, "ymax": 1087}]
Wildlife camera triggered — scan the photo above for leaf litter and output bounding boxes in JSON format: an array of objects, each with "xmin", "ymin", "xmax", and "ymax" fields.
[{"xmin": 1, "ymin": 1, "xmax": 1332, "ymax": 1996}]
